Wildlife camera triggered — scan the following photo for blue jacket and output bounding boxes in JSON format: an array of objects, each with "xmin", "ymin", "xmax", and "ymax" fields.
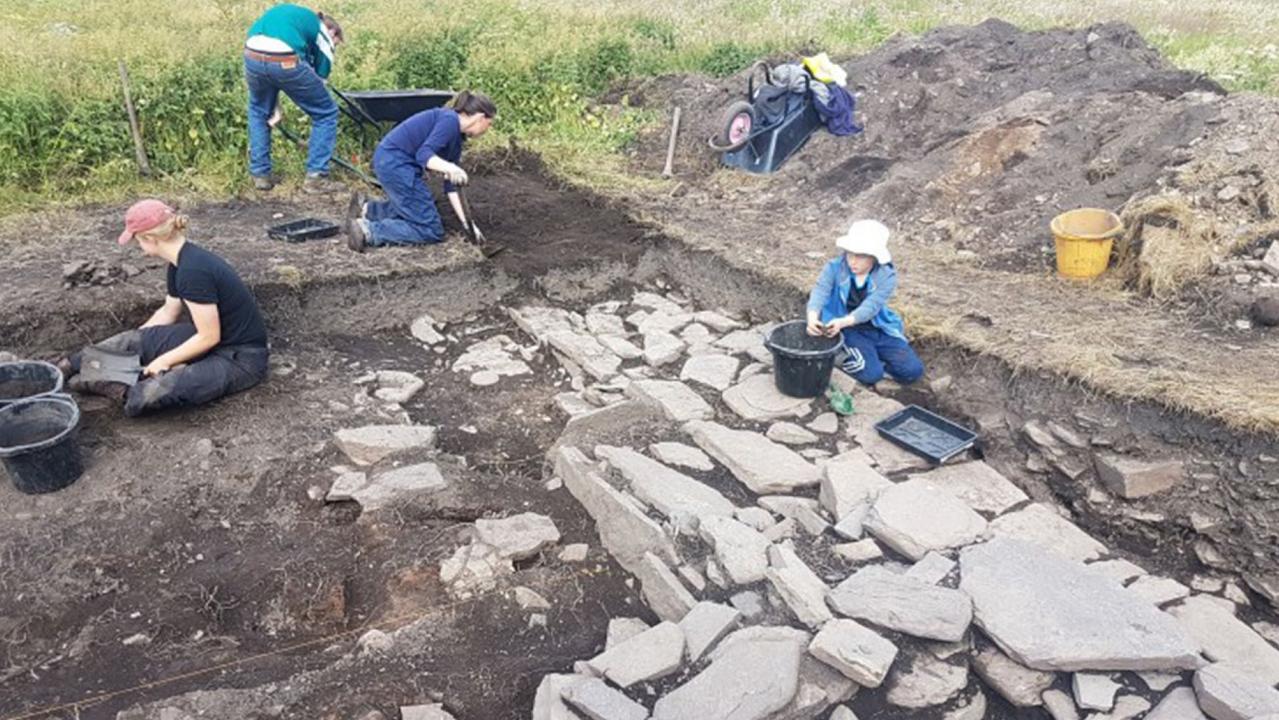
[
  {"xmin": 806, "ymin": 255, "xmax": 906, "ymax": 339},
  {"xmin": 376, "ymin": 108, "xmax": 465, "ymax": 192}
]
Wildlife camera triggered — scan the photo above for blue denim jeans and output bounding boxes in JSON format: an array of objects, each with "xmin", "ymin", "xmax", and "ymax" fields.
[
  {"xmin": 839, "ymin": 325, "xmax": 924, "ymax": 386},
  {"xmin": 364, "ymin": 147, "xmax": 445, "ymax": 246},
  {"xmin": 243, "ymin": 55, "xmax": 338, "ymax": 177}
]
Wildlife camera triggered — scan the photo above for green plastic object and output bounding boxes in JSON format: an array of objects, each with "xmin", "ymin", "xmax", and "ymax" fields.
[{"xmin": 827, "ymin": 387, "xmax": 855, "ymax": 416}]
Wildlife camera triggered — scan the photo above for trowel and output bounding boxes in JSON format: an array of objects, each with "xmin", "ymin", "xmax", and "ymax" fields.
[{"xmin": 457, "ymin": 188, "xmax": 506, "ymax": 259}]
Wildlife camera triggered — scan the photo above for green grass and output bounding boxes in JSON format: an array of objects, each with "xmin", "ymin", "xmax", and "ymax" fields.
[{"xmin": 2, "ymin": 0, "xmax": 1279, "ymax": 215}]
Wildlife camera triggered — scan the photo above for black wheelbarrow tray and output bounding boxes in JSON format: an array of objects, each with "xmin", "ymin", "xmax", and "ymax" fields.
[{"xmin": 333, "ymin": 88, "xmax": 455, "ymax": 125}]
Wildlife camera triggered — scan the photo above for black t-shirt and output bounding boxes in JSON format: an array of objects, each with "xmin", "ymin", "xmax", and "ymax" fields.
[{"xmin": 166, "ymin": 242, "xmax": 268, "ymax": 348}]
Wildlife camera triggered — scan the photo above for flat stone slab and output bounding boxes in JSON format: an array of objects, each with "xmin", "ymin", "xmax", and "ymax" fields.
[
  {"xmin": 410, "ymin": 313, "xmax": 445, "ymax": 345},
  {"xmin": 597, "ymin": 445, "xmax": 735, "ymax": 526},
  {"xmin": 334, "ymin": 424, "xmax": 437, "ymax": 466},
  {"xmin": 828, "ymin": 565, "xmax": 973, "ymax": 642},
  {"xmin": 649, "ymin": 442, "xmax": 714, "ymax": 472},
  {"xmin": 563, "ymin": 678, "xmax": 649, "ymax": 720},
  {"xmin": 607, "ymin": 618, "xmax": 651, "ymax": 650},
  {"xmin": 547, "ymin": 330, "xmax": 622, "ymax": 380},
  {"xmin": 1146, "ymin": 686, "xmax": 1208, "ymax": 720},
  {"xmin": 643, "ymin": 331, "xmax": 687, "ymax": 367},
  {"xmin": 509, "ymin": 306, "xmax": 577, "ymax": 341},
  {"xmin": 722, "ymin": 374, "xmax": 812, "ymax": 421},
  {"xmin": 766, "ymin": 545, "xmax": 833, "ymax": 628},
  {"xmin": 679, "ymin": 353, "xmax": 740, "ymax": 391},
  {"xmin": 678, "ymin": 601, "xmax": 741, "ymax": 662},
  {"xmin": 636, "ymin": 552, "xmax": 698, "ymax": 623},
  {"xmin": 625, "ymin": 379, "xmax": 714, "ymax": 422},
  {"xmin": 652, "ymin": 626, "xmax": 808, "ymax": 720},
  {"xmin": 820, "ymin": 453, "xmax": 891, "ymax": 522},
  {"xmin": 555, "ymin": 447, "xmax": 678, "ymax": 574},
  {"xmin": 348, "ymin": 462, "xmax": 447, "ymax": 510},
  {"xmin": 533, "ymin": 673, "xmax": 589, "ymax": 720},
  {"xmin": 809, "ymin": 618, "xmax": 899, "ymax": 688},
  {"xmin": 808, "ymin": 412, "xmax": 839, "ymax": 434},
  {"xmin": 372, "ymin": 370, "xmax": 425, "ymax": 404},
  {"xmin": 451, "ymin": 334, "xmax": 532, "ymax": 379},
  {"xmin": 959, "ymin": 537, "xmax": 1201, "ymax": 672},
  {"xmin": 987, "ymin": 503, "xmax": 1107, "ymax": 563},
  {"xmin": 713, "ymin": 328, "xmax": 773, "ymax": 363},
  {"xmin": 905, "ymin": 552, "xmax": 957, "ymax": 586},
  {"xmin": 697, "ymin": 515, "xmax": 771, "ymax": 585},
  {"xmin": 694, "ymin": 310, "xmax": 744, "ymax": 332},
  {"xmin": 1168, "ymin": 595, "xmax": 1279, "ymax": 684},
  {"xmin": 886, "ymin": 652, "xmax": 969, "ymax": 709},
  {"xmin": 439, "ymin": 542, "xmax": 512, "ymax": 595},
  {"xmin": 766, "ymin": 421, "xmax": 819, "ymax": 445},
  {"xmin": 833, "ymin": 539, "xmax": 883, "ymax": 563},
  {"xmin": 585, "ymin": 311, "xmax": 628, "ymax": 337},
  {"xmin": 1095, "ymin": 454, "xmax": 1183, "ymax": 499},
  {"xmin": 599, "ymin": 335, "xmax": 644, "ymax": 360},
  {"xmin": 474, "ymin": 512, "xmax": 560, "ymax": 561},
  {"xmin": 585, "ymin": 621, "xmax": 686, "ymax": 688},
  {"xmin": 1194, "ymin": 663, "xmax": 1279, "ymax": 720},
  {"xmin": 758, "ymin": 496, "xmax": 830, "ymax": 535},
  {"xmin": 1073, "ymin": 673, "xmax": 1120, "ymax": 711},
  {"xmin": 908, "ymin": 461, "xmax": 1028, "ymax": 515},
  {"xmin": 972, "ymin": 644, "xmax": 1054, "ymax": 707},
  {"xmin": 400, "ymin": 704, "xmax": 455, "ymax": 720},
  {"xmin": 685, "ymin": 420, "xmax": 820, "ymax": 494},
  {"xmin": 1126, "ymin": 575, "xmax": 1190, "ymax": 606},
  {"xmin": 864, "ymin": 479, "xmax": 988, "ymax": 561}
]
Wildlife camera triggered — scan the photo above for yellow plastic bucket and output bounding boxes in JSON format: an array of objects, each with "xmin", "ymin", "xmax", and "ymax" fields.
[{"xmin": 1051, "ymin": 208, "xmax": 1124, "ymax": 280}]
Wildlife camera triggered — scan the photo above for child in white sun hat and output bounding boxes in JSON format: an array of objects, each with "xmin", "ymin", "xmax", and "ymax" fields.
[{"xmin": 805, "ymin": 219, "xmax": 924, "ymax": 386}]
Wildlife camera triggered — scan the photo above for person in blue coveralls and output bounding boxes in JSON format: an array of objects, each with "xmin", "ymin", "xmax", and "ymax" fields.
[
  {"xmin": 806, "ymin": 219, "xmax": 925, "ymax": 386},
  {"xmin": 243, "ymin": 4, "xmax": 345, "ymax": 193},
  {"xmin": 343, "ymin": 91, "xmax": 497, "ymax": 252}
]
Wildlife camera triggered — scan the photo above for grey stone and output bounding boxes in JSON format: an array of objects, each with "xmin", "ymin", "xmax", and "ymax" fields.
[
  {"xmin": 766, "ymin": 422, "xmax": 818, "ymax": 445},
  {"xmin": 678, "ymin": 601, "xmax": 741, "ymax": 662},
  {"xmin": 694, "ymin": 310, "xmax": 744, "ymax": 332},
  {"xmin": 452, "ymin": 334, "xmax": 533, "ymax": 379},
  {"xmin": 625, "ymin": 380, "xmax": 713, "ymax": 422},
  {"xmin": 638, "ymin": 310, "xmax": 695, "ymax": 336},
  {"xmin": 554, "ymin": 447, "xmax": 678, "ymax": 574},
  {"xmin": 1253, "ymin": 620, "xmax": 1279, "ymax": 647},
  {"xmin": 555, "ymin": 392, "xmax": 595, "ymax": 418},
  {"xmin": 770, "ymin": 653, "xmax": 859, "ymax": 720},
  {"xmin": 820, "ymin": 453, "xmax": 891, "ymax": 522},
  {"xmin": 439, "ymin": 542, "xmax": 512, "ymax": 594},
  {"xmin": 649, "ymin": 442, "xmax": 715, "ymax": 472},
  {"xmin": 908, "ymin": 461, "xmax": 1029, "ymax": 515},
  {"xmin": 766, "ymin": 544, "xmax": 834, "ymax": 628},
  {"xmin": 722, "ymin": 374, "xmax": 811, "ymax": 421},
  {"xmin": 678, "ymin": 565, "xmax": 706, "ymax": 592},
  {"xmin": 679, "ymin": 323, "xmax": 716, "ymax": 349},
  {"xmin": 943, "ymin": 690, "xmax": 987, "ymax": 720},
  {"xmin": 905, "ymin": 552, "xmax": 957, "ymax": 586},
  {"xmin": 562, "ymin": 677, "xmax": 649, "ymax": 720},
  {"xmin": 833, "ymin": 539, "xmax": 883, "ymax": 563},
  {"xmin": 698, "ymin": 515, "xmax": 771, "ymax": 585},
  {"xmin": 809, "ymin": 618, "xmax": 899, "ymax": 687},
  {"xmin": 679, "ymin": 353, "xmax": 740, "ymax": 391},
  {"xmin": 596, "ymin": 445, "xmax": 734, "ymax": 526},
  {"xmin": 733, "ymin": 507, "xmax": 776, "ymax": 531},
  {"xmin": 714, "ymin": 328, "xmax": 772, "ymax": 363},
  {"xmin": 729, "ymin": 591, "xmax": 765, "ymax": 620},
  {"xmin": 1073, "ymin": 673, "xmax": 1120, "ymax": 711},
  {"xmin": 651, "ymin": 627, "xmax": 808, "ymax": 720},
  {"xmin": 632, "ymin": 291, "xmax": 685, "ymax": 315},
  {"xmin": 585, "ymin": 312, "xmax": 628, "ymax": 337},
  {"xmin": 599, "ymin": 335, "xmax": 644, "ymax": 360},
  {"xmin": 607, "ymin": 618, "xmax": 651, "ymax": 650},
  {"xmin": 509, "ymin": 306, "xmax": 577, "ymax": 341},
  {"xmin": 959, "ymin": 537, "xmax": 1201, "ymax": 671},
  {"xmin": 637, "ymin": 552, "xmax": 698, "ymax": 623},
  {"xmin": 410, "ymin": 313, "xmax": 445, "ymax": 345},
  {"xmin": 1095, "ymin": 454, "xmax": 1183, "ymax": 499},
  {"xmin": 808, "ymin": 412, "xmax": 839, "ymax": 434},
  {"xmin": 559, "ymin": 543, "xmax": 589, "ymax": 562},
  {"xmin": 474, "ymin": 512, "xmax": 560, "ymax": 561},
  {"xmin": 828, "ymin": 565, "xmax": 972, "ymax": 642},
  {"xmin": 547, "ymin": 331, "xmax": 622, "ymax": 380},
  {"xmin": 685, "ymin": 421, "xmax": 820, "ymax": 494},
  {"xmin": 643, "ymin": 331, "xmax": 686, "ymax": 367},
  {"xmin": 334, "ymin": 424, "xmax": 436, "ymax": 466},
  {"xmin": 533, "ymin": 673, "xmax": 590, "ymax": 720},
  {"xmin": 372, "ymin": 370, "xmax": 425, "ymax": 404},
  {"xmin": 1168, "ymin": 595, "xmax": 1279, "ymax": 683},
  {"xmin": 762, "ymin": 517, "xmax": 798, "ymax": 542},
  {"xmin": 972, "ymin": 644, "xmax": 1054, "ymax": 707},
  {"xmin": 513, "ymin": 586, "xmax": 551, "ymax": 611},
  {"xmin": 1042, "ymin": 689, "xmax": 1080, "ymax": 720},
  {"xmin": 831, "ymin": 510, "xmax": 869, "ymax": 540},
  {"xmin": 586, "ymin": 621, "xmax": 686, "ymax": 688},
  {"xmin": 758, "ymin": 496, "xmax": 830, "ymax": 535},
  {"xmin": 350, "ymin": 463, "xmax": 447, "ymax": 510},
  {"xmin": 830, "ymin": 708, "xmax": 859, "ymax": 720},
  {"xmin": 987, "ymin": 503, "xmax": 1107, "ymax": 563},
  {"xmin": 357, "ymin": 629, "xmax": 394, "ymax": 655},
  {"xmin": 326, "ymin": 469, "xmax": 367, "ymax": 503},
  {"xmin": 1047, "ymin": 420, "xmax": 1089, "ymax": 449},
  {"xmin": 1146, "ymin": 686, "xmax": 1208, "ymax": 720},
  {"xmin": 1135, "ymin": 671, "xmax": 1182, "ymax": 691},
  {"xmin": 1086, "ymin": 558, "xmax": 1148, "ymax": 585},
  {"xmin": 886, "ymin": 652, "xmax": 968, "ymax": 708},
  {"xmin": 1087, "ymin": 695, "xmax": 1150, "ymax": 720},
  {"xmin": 1195, "ymin": 663, "xmax": 1279, "ymax": 720},
  {"xmin": 864, "ymin": 479, "xmax": 988, "ymax": 561},
  {"xmin": 399, "ymin": 704, "xmax": 455, "ymax": 720},
  {"xmin": 1126, "ymin": 575, "xmax": 1191, "ymax": 606}
]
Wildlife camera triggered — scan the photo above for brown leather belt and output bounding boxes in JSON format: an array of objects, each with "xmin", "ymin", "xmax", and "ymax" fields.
[{"xmin": 244, "ymin": 49, "xmax": 298, "ymax": 64}]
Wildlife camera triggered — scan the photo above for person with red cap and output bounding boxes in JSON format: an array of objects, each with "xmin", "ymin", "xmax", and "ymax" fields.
[{"xmin": 60, "ymin": 200, "xmax": 270, "ymax": 416}]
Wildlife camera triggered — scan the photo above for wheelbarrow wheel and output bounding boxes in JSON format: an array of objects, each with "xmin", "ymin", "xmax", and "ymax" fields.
[{"xmin": 715, "ymin": 100, "xmax": 756, "ymax": 152}]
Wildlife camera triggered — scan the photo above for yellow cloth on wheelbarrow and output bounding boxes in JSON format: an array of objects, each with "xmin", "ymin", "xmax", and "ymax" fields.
[{"xmin": 802, "ymin": 52, "xmax": 847, "ymax": 87}]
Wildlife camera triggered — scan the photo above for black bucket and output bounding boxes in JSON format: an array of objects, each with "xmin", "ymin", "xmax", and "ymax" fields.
[
  {"xmin": 0, "ymin": 361, "xmax": 64, "ymax": 409},
  {"xmin": 764, "ymin": 320, "xmax": 843, "ymax": 398},
  {"xmin": 0, "ymin": 395, "xmax": 84, "ymax": 494}
]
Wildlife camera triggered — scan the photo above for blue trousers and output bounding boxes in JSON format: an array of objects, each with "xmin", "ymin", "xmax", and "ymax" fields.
[
  {"xmin": 365, "ymin": 148, "xmax": 445, "ymax": 246},
  {"xmin": 244, "ymin": 55, "xmax": 338, "ymax": 177},
  {"xmin": 839, "ymin": 325, "xmax": 924, "ymax": 386}
]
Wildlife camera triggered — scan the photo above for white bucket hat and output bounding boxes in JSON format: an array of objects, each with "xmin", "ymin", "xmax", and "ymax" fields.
[{"xmin": 835, "ymin": 219, "xmax": 892, "ymax": 264}]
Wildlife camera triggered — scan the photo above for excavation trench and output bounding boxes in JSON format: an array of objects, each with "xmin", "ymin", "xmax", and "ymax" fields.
[{"xmin": 1, "ymin": 164, "xmax": 1275, "ymax": 720}]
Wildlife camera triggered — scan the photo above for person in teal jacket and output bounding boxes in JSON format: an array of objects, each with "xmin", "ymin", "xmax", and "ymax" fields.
[
  {"xmin": 806, "ymin": 219, "xmax": 924, "ymax": 386},
  {"xmin": 243, "ymin": 4, "xmax": 345, "ymax": 193}
]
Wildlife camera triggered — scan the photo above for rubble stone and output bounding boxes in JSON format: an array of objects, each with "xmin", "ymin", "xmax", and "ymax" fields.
[
  {"xmin": 833, "ymin": 539, "xmax": 883, "ymax": 563},
  {"xmin": 766, "ymin": 545, "xmax": 834, "ymax": 628},
  {"xmin": 585, "ymin": 621, "xmax": 686, "ymax": 688},
  {"xmin": 334, "ymin": 424, "xmax": 436, "ymax": 466},
  {"xmin": 439, "ymin": 542, "xmax": 512, "ymax": 594},
  {"xmin": 678, "ymin": 601, "xmax": 741, "ymax": 662},
  {"xmin": 1146, "ymin": 686, "xmax": 1208, "ymax": 720},
  {"xmin": 1042, "ymin": 689, "xmax": 1080, "ymax": 720},
  {"xmin": 758, "ymin": 496, "xmax": 830, "ymax": 535},
  {"xmin": 808, "ymin": 412, "xmax": 839, "ymax": 434},
  {"xmin": 636, "ymin": 552, "xmax": 698, "ymax": 623},
  {"xmin": 1095, "ymin": 454, "xmax": 1183, "ymax": 499},
  {"xmin": 643, "ymin": 331, "xmax": 686, "ymax": 367},
  {"xmin": 987, "ymin": 503, "xmax": 1107, "ymax": 562},
  {"xmin": 1168, "ymin": 594, "xmax": 1279, "ymax": 684},
  {"xmin": 1073, "ymin": 673, "xmax": 1120, "ymax": 711},
  {"xmin": 908, "ymin": 461, "xmax": 1028, "ymax": 515},
  {"xmin": 596, "ymin": 445, "xmax": 734, "ymax": 526},
  {"xmin": 532, "ymin": 673, "xmax": 588, "ymax": 720},
  {"xmin": 886, "ymin": 653, "xmax": 968, "ymax": 708},
  {"xmin": 652, "ymin": 627, "xmax": 807, "ymax": 720},
  {"xmin": 410, "ymin": 313, "xmax": 445, "ymax": 344},
  {"xmin": 828, "ymin": 565, "xmax": 972, "ymax": 642},
  {"xmin": 400, "ymin": 704, "xmax": 455, "ymax": 720},
  {"xmin": 679, "ymin": 353, "xmax": 740, "ymax": 391},
  {"xmin": 1194, "ymin": 662, "xmax": 1279, "ymax": 720},
  {"xmin": 722, "ymin": 374, "xmax": 812, "ymax": 421},
  {"xmin": 864, "ymin": 479, "xmax": 988, "ymax": 561},
  {"xmin": 607, "ymin": 618, "xmax": 651, "ymax": 650},
  {"xmin": 625, "ymin": 380, "xmax": 714, "ymax": 422},
  {"xmin": 474, "ymin": 512, "xmax": 560, "ymax": 561},
  {"xmin": 685, "ymin": 421, "xmax": 820, "ymax": 493},
  {"xmin": 562, "ymin": 678, "xmax": 649, "ymax": 720},
  {"xmin": 698, "ymin": 516, "xmax": 771, "ymax": 585},
  {"xmin": 905, "ymin": 552, "xmax": 957, "ymax": 586},
  {"xmin": 972, "ymin": 644, "xmax": 1054, "ymax": 707},
  {"xmin": 809, "ymin": 618, "xmax": 899, "ymax": 687},
  {"xmin": 1125, "ymin": 575, "xmax": 1190, "ymax": 606},
  {"xmin": 766, "ymin": 422, "xmax": 818, "ymax": 445},
  {"xmin": 599, "ymin": 335, "xmax": 644, "ymax": 360},
  {"xmin": 649, "ymin": 442, "xmax": 715, "ymax": 472},
  {"xmin": 820, "ymin": 454, "xmax": 891, "ymax": 522}
]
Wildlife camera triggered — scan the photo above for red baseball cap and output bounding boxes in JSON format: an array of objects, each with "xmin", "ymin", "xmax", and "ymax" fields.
[{"xmin": 118, "ymin": 199, "xmax": 175, "ymax": 245}]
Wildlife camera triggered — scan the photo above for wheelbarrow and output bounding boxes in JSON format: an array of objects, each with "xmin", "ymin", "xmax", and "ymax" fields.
[
  {"xmin": 708, "ymin": 61, "xmax": 823, "ymax": 175},
  {"xmin": 276, "ymin": 88, "xmax": 456, "ymax": 188}
]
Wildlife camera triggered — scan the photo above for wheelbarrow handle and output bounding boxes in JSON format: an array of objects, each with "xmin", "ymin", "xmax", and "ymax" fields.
[
  {"xmin": 274, "ymin": 124, "xmax": 381, "ymax": 188},
  {"xmin": 746, "ymin": 60, "xmax": 773, "ymax": 101},
  {"xmin": 330, "ymin": 86, "xmax": 380, "ymax": 127}
]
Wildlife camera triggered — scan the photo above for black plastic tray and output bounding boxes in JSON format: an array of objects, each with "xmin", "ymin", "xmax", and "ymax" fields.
[
  {"xmin": 341, "ymin": 89, "xmax": 455, "ymax": 123},
  {"xmin": 874, "ymin": 404, "xmax": 978, "ymax": 464},
  {"xmin": 267, "ymin": 218, "xmax": 340, "ymax": 243}
]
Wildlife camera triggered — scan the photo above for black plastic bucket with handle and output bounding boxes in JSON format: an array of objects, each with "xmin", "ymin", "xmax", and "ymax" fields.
[
  {"xmin": 0, "ymin": 361, "xmax": 64, "ymax": 409},
  {"xmin": 764, "ymin": 320, "xmax": 843, "ymax": 398},
  {"xmin": 0, "ymin": 395, "xmax": 83, "ymax": 494}
]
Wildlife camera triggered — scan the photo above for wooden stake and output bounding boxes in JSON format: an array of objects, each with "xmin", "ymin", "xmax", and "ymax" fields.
[
  {"xmin": 662, "ymin": 106, "xmax": 682, "ymax": 178},
  {"xmin": 118, "ymin": 60, "xmax": 151, "ymax": 176}
]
